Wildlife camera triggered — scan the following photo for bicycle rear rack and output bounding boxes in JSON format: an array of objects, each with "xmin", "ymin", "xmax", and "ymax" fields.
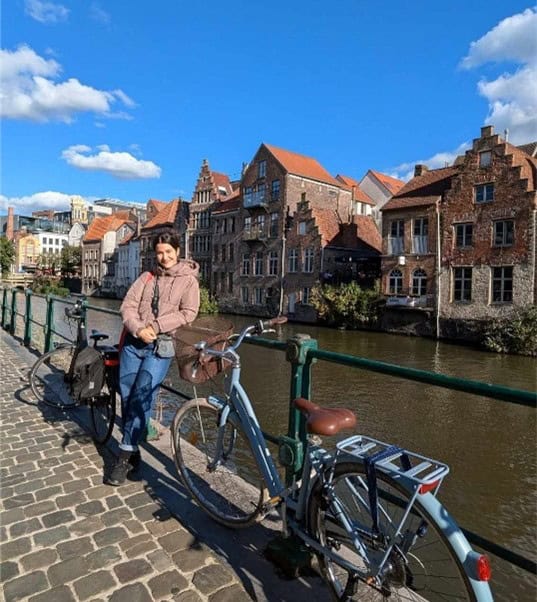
[{"xmin": 336, "ymin": 435, "xmax": 450, "ymax": 492}]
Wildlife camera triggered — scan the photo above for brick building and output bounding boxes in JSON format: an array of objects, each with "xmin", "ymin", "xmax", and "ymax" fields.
[
  {"xmin": 188, "ymin": 160, "xmax": 235, "ymax": 285},
  {"xmin": 210, "ymin": 191, "xmax": 241, "ymax": 309},
  {"xmin": 380, "ymin": 125, "xmax": 537, "ymax": 337},
  {"xmin": 439, "ymin": 125, "xmax": 537, "ymax": 330},
  {"xmin": 81, "ymin": 214, "xmax": 135, "ymax": 295}
]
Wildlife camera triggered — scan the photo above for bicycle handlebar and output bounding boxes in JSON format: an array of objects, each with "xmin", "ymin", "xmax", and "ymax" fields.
[{"xmin": 196, "ymin": 316, "xmax": 287, "ymax": 362}]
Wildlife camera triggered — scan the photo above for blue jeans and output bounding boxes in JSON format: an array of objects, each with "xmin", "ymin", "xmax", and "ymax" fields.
[{"xmin": 118, "ymin": 335, "xmax": 172, "ymax": 452}]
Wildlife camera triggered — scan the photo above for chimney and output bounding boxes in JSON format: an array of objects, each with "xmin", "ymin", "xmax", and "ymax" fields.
[
  {"xmin": 481, "ymin": 125, "xmax": 494, "ymax": 138},
  {"xmin": 414, "ymin": 164, "xmax": 429, "ymax": 177},
  {"xmin": 6, "ymin": 206, "xmax": 14, "ymax": 240}
]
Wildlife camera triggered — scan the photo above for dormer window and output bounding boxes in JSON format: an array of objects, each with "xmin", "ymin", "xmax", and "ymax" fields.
[
  {"xmin": 258, "ymin": 160, "xmax": 266, "ymax": 178},
  {"xmin": 479, "ymin": 151, "xmax": 492, "ymax": 168}
]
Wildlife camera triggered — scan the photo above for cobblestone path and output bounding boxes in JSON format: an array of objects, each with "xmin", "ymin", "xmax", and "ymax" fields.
[{"xmin": 0, "ymin": 330, "xmax": 252, "ymax": 602}]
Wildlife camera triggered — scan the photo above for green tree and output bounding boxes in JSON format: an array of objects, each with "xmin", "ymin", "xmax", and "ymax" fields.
[
  {"xmin": 311, "ymin": 281, "xmax": 382, "ymax": 328},
  {"xmin": 61, "ymin": 245, "xmax": 82, "ymax": 274},
  {"xmin": 0, "ymin": 237, "xmax": 15, "ymax": 275},
  {"xmin": 482, "ymin": 305, "xmax": 537, "ymax": 357},
  {"xmin": 199, "ymin": 285, "xmax": 218, "ymax": 314}
]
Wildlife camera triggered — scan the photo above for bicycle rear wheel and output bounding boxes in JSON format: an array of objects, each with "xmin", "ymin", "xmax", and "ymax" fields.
[
  {"xmin": 30, "ymin": 345, "xmax": 79, "ymax": 408},
  {"xmin": 171, "ymin": 398, "xmax": 267, "ymax": 528},
  {"xmin": 90, "ymin": 386, "xmax": 116, "ymax": 444},
  {"xmin": 308, "ymin": 461, "xmax": 476, "ymax": 601}
]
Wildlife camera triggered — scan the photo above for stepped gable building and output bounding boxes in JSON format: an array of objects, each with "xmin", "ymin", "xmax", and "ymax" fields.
[
  {"xmin": 189, "ymin": 160, "xmax": 235, "ymax": 283},
  {"xmin": 439, "ymin": 125, "xmax": 537, "ymax": 332},
  {"xmin": 380, "ymin": 125, "xmax": 537, "ymax": 339},
  {"xmin": 81, "ymin": 214, "xmax": 135, "ymax": 295},
  {"xmin": 140, "ymin": 198, "xmax": 189, "ymax": 273}
]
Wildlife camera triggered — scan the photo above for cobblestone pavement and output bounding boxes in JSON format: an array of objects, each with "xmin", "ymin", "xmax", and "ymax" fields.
[{"xmin": 0, "ymin": 329, "xmax": 252, "ymax": 602}]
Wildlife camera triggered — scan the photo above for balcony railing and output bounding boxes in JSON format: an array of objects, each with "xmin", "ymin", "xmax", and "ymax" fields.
[
  {"xmin": 243, "ymin": 226, "xmax": 268, "ymax": 241},
  {"xmin": 244, "ymin": 190, "xmax": 269, "ymax": 208}
]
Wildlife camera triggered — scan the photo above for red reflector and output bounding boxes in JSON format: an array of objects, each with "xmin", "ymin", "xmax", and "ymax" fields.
[
  {"xmin": 104, "ymin": 359, "xmax": 119, "ymax": 367},
  {"xmin": 418, "ymin": 480, "xmax": 439, "ymax": 494},
  {"xmin": 477, "ymin": 555, "xmax": 492, "ymax": 581}
]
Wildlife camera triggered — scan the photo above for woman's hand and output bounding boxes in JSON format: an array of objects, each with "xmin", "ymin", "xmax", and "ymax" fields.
[{"xmin": 136, "ymin": 326, "xmax": 157, "ymax": 344}]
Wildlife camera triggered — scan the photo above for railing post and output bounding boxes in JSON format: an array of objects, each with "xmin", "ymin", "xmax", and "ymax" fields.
[
  {"xmin": 10, "ymin": 289, "xmax": 17, "ymax": 335},
  {"xmin": 284, "ymin": 334, "xmax": 318, "ymax": 485},
  {"xmin": 44, "ymin": 295, "xmax": 54, "ymax": 352},
  {"xmin": 24, "ymin": 289, "xmax": 32, "ymax": 347},
  {"xmin": 1, "ymin": 288, "xmax": 8, "ymax": 329}
]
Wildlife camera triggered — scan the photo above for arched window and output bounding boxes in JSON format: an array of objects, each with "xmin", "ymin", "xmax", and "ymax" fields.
[
  {"xmin": 412, "ymin": 269, "xmax": 427, "ymax": 296},
  {"xmin": 389, "ymin": 269, "xmax": 403, "ymax": 294}
]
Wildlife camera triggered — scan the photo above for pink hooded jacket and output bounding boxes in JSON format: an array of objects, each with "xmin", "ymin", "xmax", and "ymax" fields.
[{"xmin": 120, "ymin": 260, "xmax": 200, "ymax": 337}]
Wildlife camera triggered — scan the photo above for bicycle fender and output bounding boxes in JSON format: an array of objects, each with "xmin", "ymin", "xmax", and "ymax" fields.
[{"xmin": 417, "ymin": 491, "xmax": 494, "ymax": 601}]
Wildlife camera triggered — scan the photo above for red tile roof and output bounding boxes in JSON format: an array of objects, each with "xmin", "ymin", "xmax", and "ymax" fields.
[
  {"xmin": 382, "ymin": 166, "xmax": 457, "ymax": 212},
  {"xmin": 353, "ymin": 215, "xmax": 382, "ymax": 251},
  {"xmin": 142, "ymin": 199, "xmax": 179, "ymax": 230},
  {"xmin": 83, "ymin": 215, "xmax": 132, "ymax": 242},
  {"xmin": 310, "ymin": 209, "xmax": 381, "ymax": 251},
  {"xmin": 368, "ymin": 170, "xmax": 405, "ymax": 195},
  {"xmin": 212, "ymin": 172, "xmax": 233, "ymax": 198},
  {"xmin": 335, "ymin": 175, "xmax": 375, "ymax": 204},
  {"xmin": 212, "ymin": 189, "xmax": 241, "ymax": 214},
  {"xmin": 148, "ymin": 199, "xmax": 166, "ymax": 209},
  {"xmin": 264, "ymin": 144, "xmax": 342, "ymax": 187}
]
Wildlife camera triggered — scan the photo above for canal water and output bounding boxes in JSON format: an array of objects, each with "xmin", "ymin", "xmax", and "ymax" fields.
[{"xmin": 17, "ymin": 294, "xmax": 536, "ymax": 600}]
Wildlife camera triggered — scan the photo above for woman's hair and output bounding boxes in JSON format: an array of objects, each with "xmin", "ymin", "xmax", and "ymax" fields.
[{"xmin": 152, "ymin": 230, "xmax": 181, "ymax": 251}]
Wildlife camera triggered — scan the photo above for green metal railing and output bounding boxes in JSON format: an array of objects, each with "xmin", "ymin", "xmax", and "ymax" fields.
[{"xmin": 1, "ymin": 286, "xmax": 536, "ymax": 576}]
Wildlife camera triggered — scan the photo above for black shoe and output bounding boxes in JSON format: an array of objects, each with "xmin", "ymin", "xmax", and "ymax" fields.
[
  {"xmin": 129, "ymin": 450, "xmax": 141, "ymax": 473},
  {"xmin": 105, "ymin": 451, "xmax": 132, "ymax": 486}
]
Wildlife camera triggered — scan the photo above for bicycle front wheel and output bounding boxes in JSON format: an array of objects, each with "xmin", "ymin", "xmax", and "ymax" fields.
[
  {"xmin": 90, "ymin": 386, "xmax": 116, "ymax": 444},
  {"xmin": 30, "ymin": 345, "xmax": 79, "ymax": 408},
  {"xmin": 171, "ymin": 398, "xmax": 267, "ymax": 528},
  {"xmin": 308, "ymin": 461, "xmax": 476, "ymax": 601}
]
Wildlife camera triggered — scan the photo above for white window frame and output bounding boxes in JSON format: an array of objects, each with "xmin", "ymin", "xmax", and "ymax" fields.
[
  {"xmin": 303, "ymin": 247, "xmax": 314, "ymax": 273},
  {"xmin": 288, "ymin": 249, "xmax": 298, "ymax": 273},
  {"xmin": 475, "ymin": 183, "xmax": 494, "ymax": 203},
  {"xmin": 491, "ymin": 266, "xmax": 513, "ymax": 303},
  {"xmin": 493, "ymin": 220, "xmax": 514, "ymax": 247},
  {"xmin": 455, "ymin": 223, "xmax": 473, "ymax": 248},
  {"xmin": 388, "ymin": 269, "xmax": 403, "ymax": 295},
  {"xmin": 453, "ymin": 267, "xmax": 472, "ymax": 302}
]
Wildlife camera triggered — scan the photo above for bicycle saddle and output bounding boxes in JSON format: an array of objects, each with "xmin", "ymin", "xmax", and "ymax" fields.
[
  {"xmin": 90, "ymin": 330, "xmax": 109, "ymax": 342},
  {"xmin": 293, "ymin": 398, "xmax": 357, "ymax": 436}
]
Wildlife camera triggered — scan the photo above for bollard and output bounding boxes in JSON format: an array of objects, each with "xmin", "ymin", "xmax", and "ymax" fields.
[
  {"xmin": 44, "ymin": 295, "xmax": 54, "ymax": 352},
  {"xmin": 24, "ymin": 289, "xmax": 32, "ymax": 347},
  {"xmin": 10, "ymin": 289, "xmax": 17, "ymax": 335},
  {"xmin": 1, "ymin": 288, "xmax": 8, "ymax": 329}
]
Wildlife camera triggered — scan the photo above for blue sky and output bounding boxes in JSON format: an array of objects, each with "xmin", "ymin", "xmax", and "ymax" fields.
[{"xmin": 1, "ymin": 1, "xmax": 536, "ymax": 215}]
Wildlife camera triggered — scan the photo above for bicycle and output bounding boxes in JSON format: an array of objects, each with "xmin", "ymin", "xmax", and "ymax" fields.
[
  {"xmin": 171, "ymin": 318, "xmax": 493, "ymax": 601},
  {"xmin": 29, "ymin": 293, "xmax": 119, "ymax": 444}
]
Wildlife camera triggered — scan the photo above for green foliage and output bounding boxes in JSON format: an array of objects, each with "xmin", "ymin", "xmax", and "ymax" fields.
[
  {"xmin": 311, "ymin": 281, "xmax": 382, "ymax": 328},
  {"xmin": 199, "ymin": 285, "xmax": 218, "ymax": 314},
  {"xmin": 0, "ymin": 237, "xmax": 15, "ymax": 275},
  {"xmin": 61, "ymin": 245, "xmax": 82, "ymax": 273},
  {"xmin": 482, "ymin": 305, "xmax": 537, "ymax": 356},
  {"xmin": 30, "ymin": 275, "xmax": 69, "ymax": 297}
]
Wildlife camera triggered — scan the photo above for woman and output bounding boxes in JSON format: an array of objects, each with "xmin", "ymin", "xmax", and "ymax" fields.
[{"xmin": 106, "ymin": 229, "xmax": 200, "ymax": 486}]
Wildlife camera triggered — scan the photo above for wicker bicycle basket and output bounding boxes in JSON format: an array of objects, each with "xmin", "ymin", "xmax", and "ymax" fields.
[{"xmin": 174, "ymin": 316, "xmax": 234, "ymax": 384}]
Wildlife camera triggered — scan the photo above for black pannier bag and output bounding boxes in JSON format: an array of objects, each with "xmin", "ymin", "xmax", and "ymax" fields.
[{"xmin": 71, "ymin": 347, "xmax": 105, "ymax": 400}]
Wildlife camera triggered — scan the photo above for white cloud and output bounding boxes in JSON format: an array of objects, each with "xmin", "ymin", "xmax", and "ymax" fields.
[
  {"xmin": 388, "ymin": 142, "xmax": 471, "ymax": 182},
  {"xmin": 0, "ymin": 191, "xmax": 74, "ymax": 213},
  {"xmin": 89, "ymin": 2, "xmax": 111, "ymax": 26},
  {"xmin": 460, "ymin": 8, "xmax": 537, "ymax": 68},
  {"xmin": 461, "ymin": 7, "xmax": 537, "ymax": 144},
  {"xmin": 0, "ymin": 45, "xmax": 135, "ymax": 122},
  {"xmin": 62, "ymin": 145, "xmax": 162, "ymax": 180},
  {"xmin": 25, "ymin": 0, "xmax": 69, "ymax": 24}
]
